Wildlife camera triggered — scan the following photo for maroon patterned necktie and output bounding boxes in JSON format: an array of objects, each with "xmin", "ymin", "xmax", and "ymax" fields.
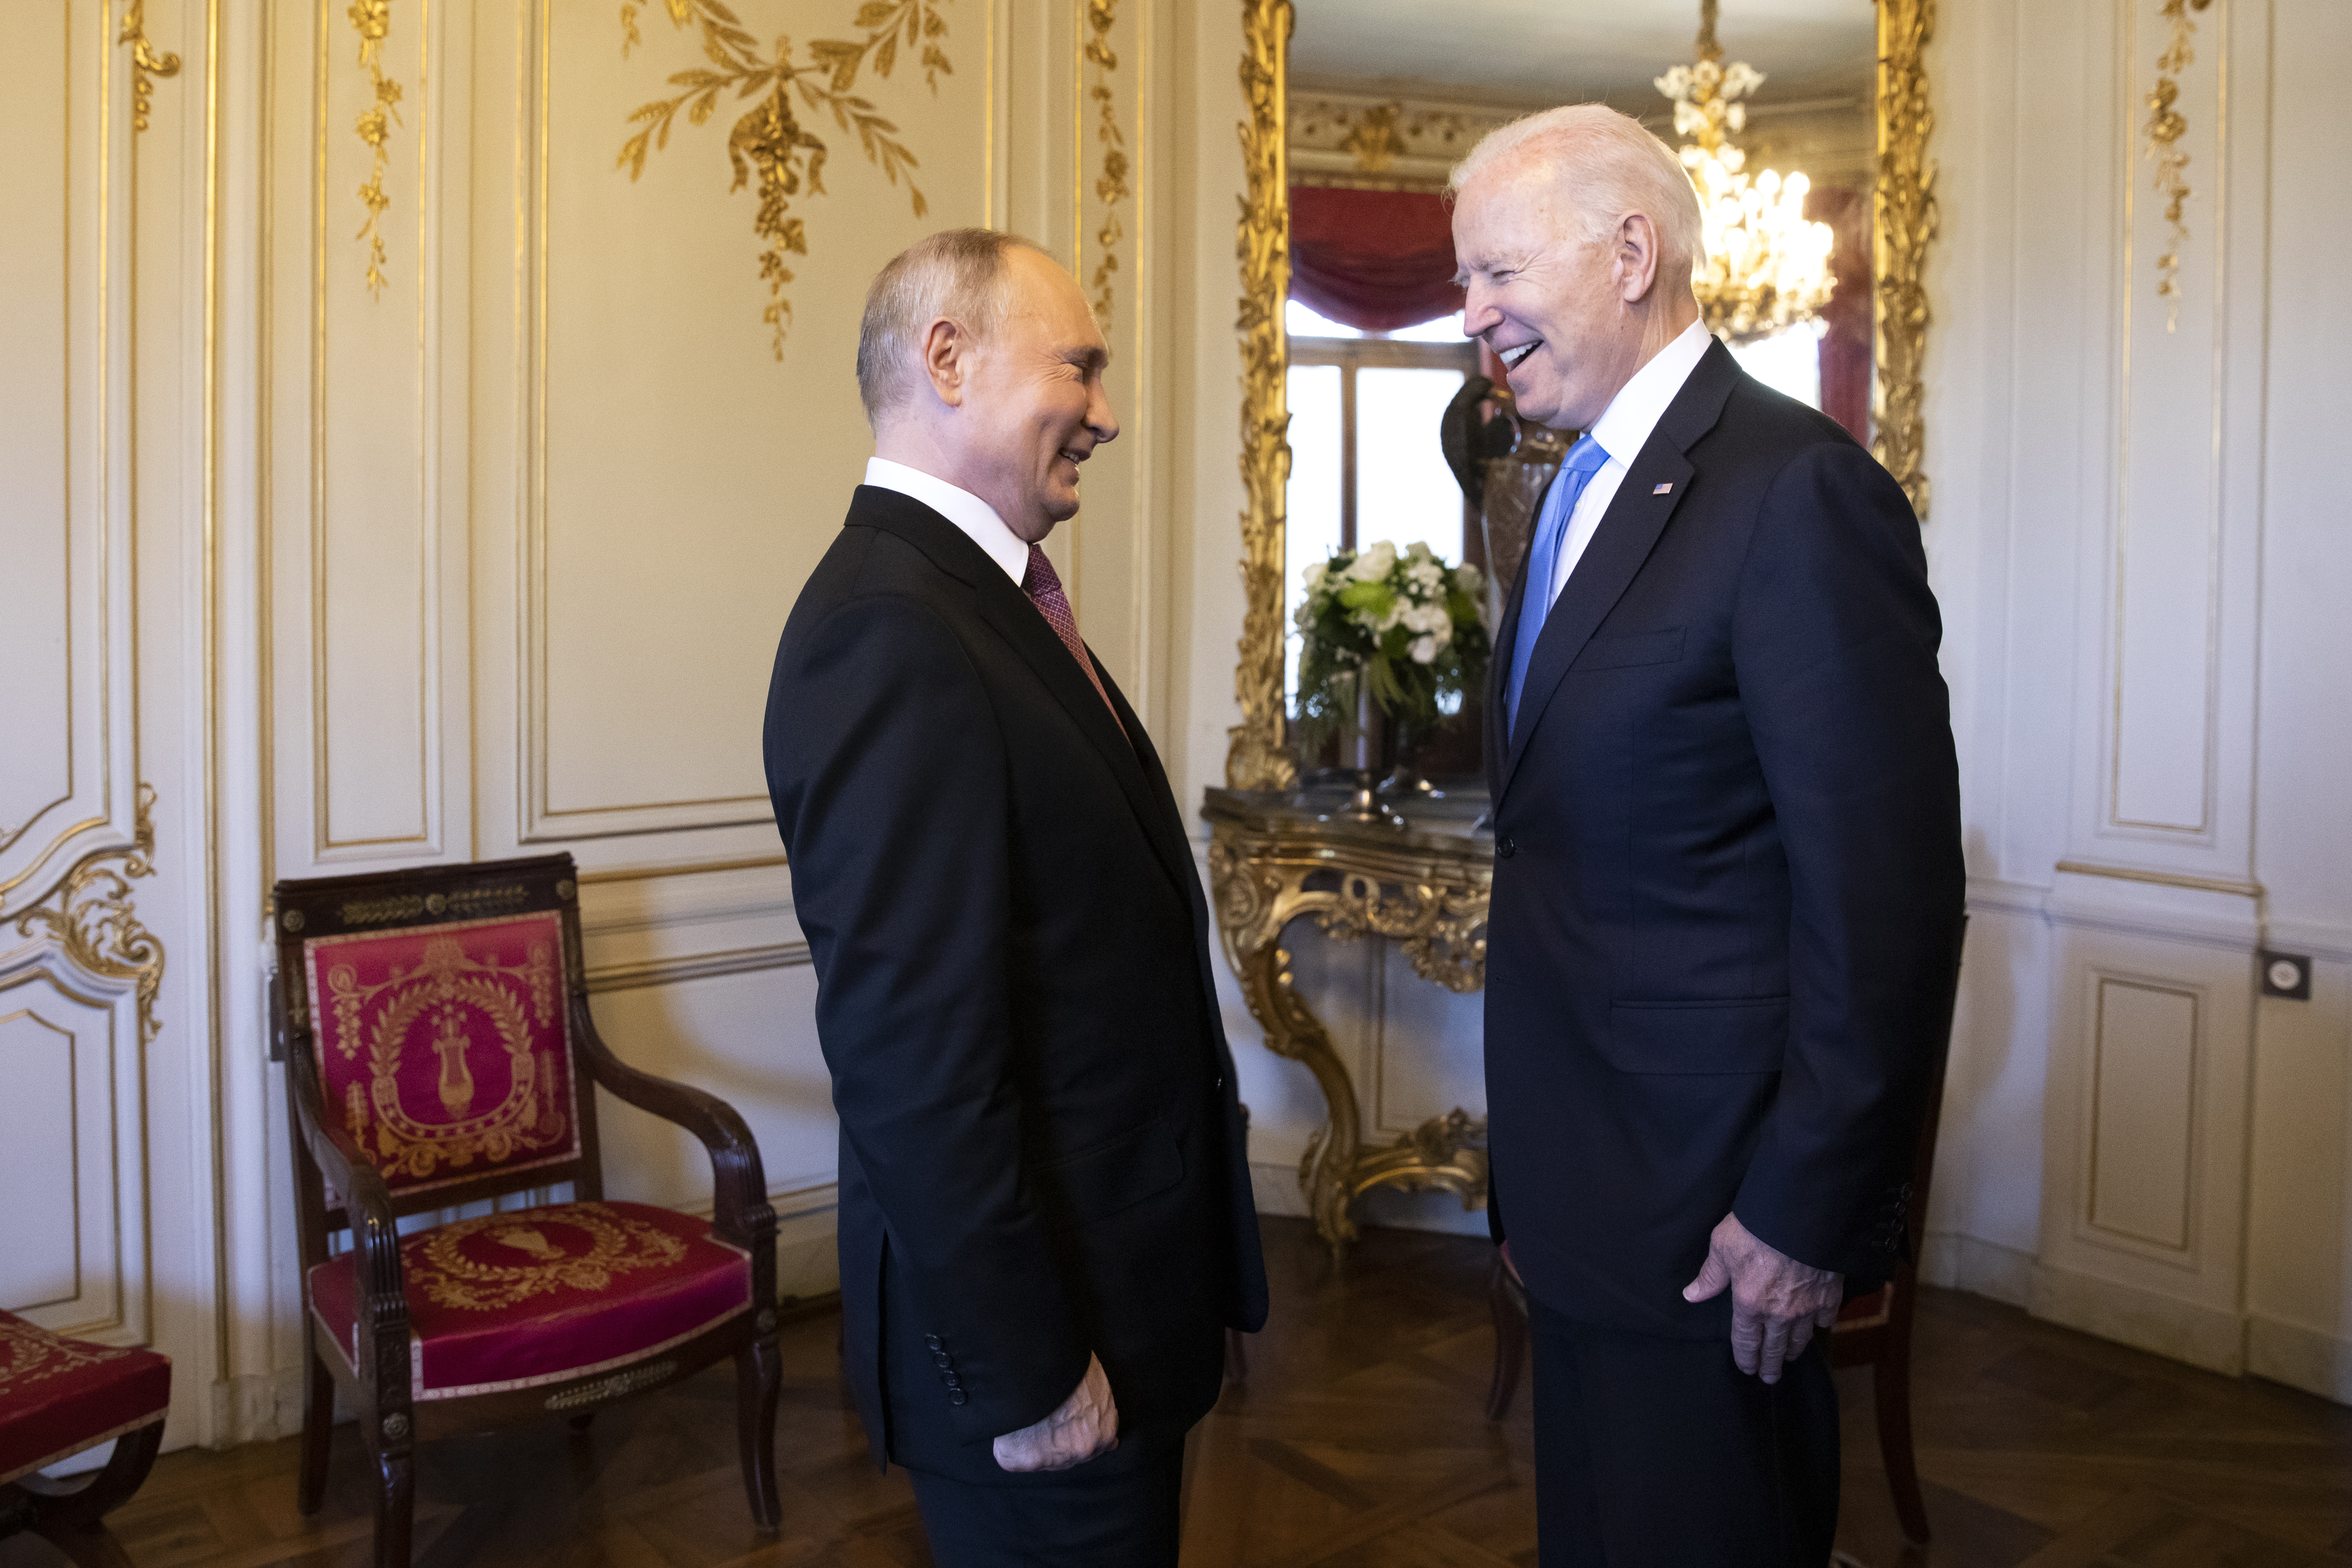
[{"xmin": 1022, "ymin": 543, "xmax": 1126, "ymax": 740}]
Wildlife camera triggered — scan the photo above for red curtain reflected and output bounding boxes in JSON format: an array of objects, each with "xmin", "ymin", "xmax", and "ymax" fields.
[
  {"xmin": 1288, "ymin": 185, "xmax": 1464, "ymax": 333},
  {"xmin": 1809, "ymin": 185, "xmax": 1872, "ymax": 446}
]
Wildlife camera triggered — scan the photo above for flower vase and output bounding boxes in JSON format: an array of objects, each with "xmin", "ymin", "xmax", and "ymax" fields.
[{"xmin": 1339, "ymin": 676, "xmax": 1399, "ymax": 823}]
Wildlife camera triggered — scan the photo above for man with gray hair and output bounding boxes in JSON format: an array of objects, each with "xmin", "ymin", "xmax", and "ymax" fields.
[
  {"xmin": 763, "ymin": 230, "xmax": 1266, "ymax": 1564},
  {"xmin": 1458, "ymin": 106, "xmax": 1963, "ymax": 1563}
]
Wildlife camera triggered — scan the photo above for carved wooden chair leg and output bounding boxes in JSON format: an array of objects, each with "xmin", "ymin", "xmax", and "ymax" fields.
[
  {"xmin": 296, "ymin": 1345, "xmax": 336, "ymax": 1515},
  {"xmin": 1485, "ymin": 1252, "xmax": 1528, "ymax": 1421},
  {"xmin": 567, "ymin": 1412, "xmax": 596, "ymax": 1433},
  {"xmin": 1875, "ymin": 1335, "xmax": 1930, "ymax": 1543},
  {"xmin": 734, "ymin": 1336, "xmax": 784, "ymax": 1531},
  {"xmin": 371, "ymin": 1447, "xmax": 414, "ymax": 1568},
  {"xmin": 16, "ymin": 1421, "xmax": 165, "ymax": 1536},
  {"xmin": 32, "ymin": 1518, "xmax": 140, "ymax": 1568}
]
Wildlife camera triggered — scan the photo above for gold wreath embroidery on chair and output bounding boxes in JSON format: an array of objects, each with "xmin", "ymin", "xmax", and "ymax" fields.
[
  {"xmin": 0, "ymin": 1317, "xmax": 131, "ymax": 1393},
  {"xmin": 413, "ymin": 1204, "xmax": 690, "ymax": 1312},
  {"xmin": 324, "ymin": 933, "xmax": 573, "ymax": 1181}
]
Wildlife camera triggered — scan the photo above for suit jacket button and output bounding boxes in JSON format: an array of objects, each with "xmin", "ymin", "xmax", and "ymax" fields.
[
  {"xmin": 1497, "ymin": 836, "xmax": 1517, "ymax": 859},
  {"xmin": 948, "ymin": 1390, "xmax": 968, "ymax": 1406},
  {"xmin": 924, "ymin": 1335, "xmax": 943, "ymax": 1350}
]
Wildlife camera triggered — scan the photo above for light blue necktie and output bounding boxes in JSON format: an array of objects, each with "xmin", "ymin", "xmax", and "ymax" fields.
[{"xmin": 1505, "ymin": 434, "xmax": 1611, "ymax": 733}]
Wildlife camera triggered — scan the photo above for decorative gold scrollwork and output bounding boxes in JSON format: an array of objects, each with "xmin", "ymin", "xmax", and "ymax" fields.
[
  {"xmin": 348, "ymin": 0, "xmax": 404, "ymax": 299},
  {"xmin": 1204, "ymin": 795, "xmax": 1489, "ymax": 1255},
  {"xmin": 1227, "ymin": 0, "xmax": 1296, "ymax": 791},
  {"xmin": 2143, "ymin": 0, "xmax": 2215, "ymax": 332},
  {"xmin": 14, "ymin": 784, "xmax": 165, "ymax": 1047},
  {"xmin": 1870, "ymin": 0, "xmax": 1937, "ymax": 521},
  {"xmin": 1083, "ymin": 0, "xmax": 1127, "ymax": 329},
  {"xmin": 619, "ymin": 0, "xmax": 955, "ymax": 360},
  {"xmin": 118, "ymin": 0, "xmax": 182, "ymax": 134}
]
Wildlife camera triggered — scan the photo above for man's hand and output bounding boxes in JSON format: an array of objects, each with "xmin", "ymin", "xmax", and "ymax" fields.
[
  {"xmin": 992, "ymin": 1353, "xmax": 1119, "ymax": 1472},
  {"xmin": 1681, "ymin": 1213, "xmax": 1843, "ymax": 1384}
]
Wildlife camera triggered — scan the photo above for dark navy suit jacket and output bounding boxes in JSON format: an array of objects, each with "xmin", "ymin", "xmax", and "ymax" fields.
[
  {"xmin": 1483, "ymin": 340, "xmax": 1964, "ymax": 1340},
  {"xmin": 763, "ymin": 486, "xmax": 1268, "ymax": 1478}
]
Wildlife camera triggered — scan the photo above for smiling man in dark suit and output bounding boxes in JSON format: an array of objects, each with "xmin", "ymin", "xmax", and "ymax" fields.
[
  {"xmin": 762, "ymin": 229, "xmax": 1265, "ymax": 1566},
  {"xmin": 1451, "ymin": 107, "xmax": 1965, "ymax": 1565}
]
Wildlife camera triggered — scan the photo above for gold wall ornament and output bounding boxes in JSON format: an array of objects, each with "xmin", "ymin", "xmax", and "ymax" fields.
[
  {"xmin": 348, "ymin": 0, "xmax": 403, "ymax": 298},
  {"xmin": 1870, "ymin": 0, "xmax": 1937, "ymax": 521},
  {"xmin": 118, "ymin": 0, "xmax": 182, "ymax": 133},
  {"xmin": 1290, "ymin": 98, "xmax": 1467, "ymax": 179},
  {"xmin": 1203, "ymin": 790, "xmax": 1489, "ymax": 1255},
  {"xmin": 14, "ymin": 784, "xmax": 165, "ymax": 1047},
  {"xmin": 1227, "ymin": 0, "xmax": 1295, "ymax": 791},
  {"xmin": 2144, "ymin": 0, "xmax": 2215, "ymax": 332},
  {"xmin": 1083, "ymin": 0, "xmax": 1127, "ymax": 329},
  {"xmin": 618, "ymin": 0, "xmax": 955, "ymax": 360}
]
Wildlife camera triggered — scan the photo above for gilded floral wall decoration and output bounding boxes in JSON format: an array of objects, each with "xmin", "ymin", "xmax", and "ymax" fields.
[{"xmin": 619, "ymin": 0, "xmax": 956, "ymax": 359}]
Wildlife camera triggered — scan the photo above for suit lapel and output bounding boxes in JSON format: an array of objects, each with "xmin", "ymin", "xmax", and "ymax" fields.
[
  {"xmin": 1484, "ymin": 473, "xmax": 1548, "ymax": 804},
  {"xmin": 1498, "ymin": 342, "xmax": 1741, "ymax": 798},
  {"xmin": 850, "ymin": 487, "xmax": 1190, "ymax": 900},
  {"xmin": 1100, "ymin": 670, "xmax": 1213, "ymax": 944}
]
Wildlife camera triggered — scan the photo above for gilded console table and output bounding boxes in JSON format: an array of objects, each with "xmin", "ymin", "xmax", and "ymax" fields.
[{"xmin": 1202, "ymin": 786, "xmax": 1492, "ymax": 1255}]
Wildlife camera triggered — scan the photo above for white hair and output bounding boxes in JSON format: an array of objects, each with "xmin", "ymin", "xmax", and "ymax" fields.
[
  {"xmin": 855, "ymin": 228, "xmax": 1043, "ymax": 425},
  {"xmin": 1449, "ymin": 104, "xmax": 1702, "ymax": 285}
]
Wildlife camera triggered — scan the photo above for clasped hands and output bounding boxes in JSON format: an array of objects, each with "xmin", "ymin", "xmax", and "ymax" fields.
[
  {"xmin": 1681, "ymin": 1212, "xmax": 1843, "ymax": 1383},
  {"xmin": 992, "ymin": 1352, "xmax": 1119, "ymax": 1472}
]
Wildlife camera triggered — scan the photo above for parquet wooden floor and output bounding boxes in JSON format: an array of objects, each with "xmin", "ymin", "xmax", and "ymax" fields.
[{"xmin": 9, "ymin": 1216, "xmax": 2350, "ymax": 1567}]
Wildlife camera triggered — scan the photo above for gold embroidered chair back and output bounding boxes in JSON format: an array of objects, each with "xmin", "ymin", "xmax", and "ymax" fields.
[{"xmin": 299, "ymin": 901, "xmax": 580, "ymax": 1200}]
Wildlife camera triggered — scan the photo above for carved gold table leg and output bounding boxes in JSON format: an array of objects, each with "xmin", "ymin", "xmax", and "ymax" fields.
[{"xmin": 1207, "ymin": 820, "xmax": 1490, "ymax": 1259}]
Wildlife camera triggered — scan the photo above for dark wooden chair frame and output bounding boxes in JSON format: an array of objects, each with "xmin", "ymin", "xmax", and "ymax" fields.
[
  {"xmin": 271, "ymin": 853, "xmax": 782, "ymax": 1568},
  {"xmin": 1485, "ymin": 927, "xmax": 1966, "ymax": 1547},
  {"xmin": 0, "ymin": 1421, "xmax": 167, "ymax": 1568}
]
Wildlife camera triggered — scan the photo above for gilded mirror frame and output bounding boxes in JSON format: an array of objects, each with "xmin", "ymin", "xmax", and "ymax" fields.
[{"xmin": 1224, "ymin": 0, "xmax": 1938, "ymax": 790}]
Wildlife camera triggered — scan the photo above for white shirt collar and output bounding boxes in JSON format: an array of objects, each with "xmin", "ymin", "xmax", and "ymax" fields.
[
  {"xmin": 1585, "ymin": 317, "xmax": 1714, "ymax": 470},
  {"xmin": 863, "ymin": 457, "xmax": 1030, "ymax": 585}
]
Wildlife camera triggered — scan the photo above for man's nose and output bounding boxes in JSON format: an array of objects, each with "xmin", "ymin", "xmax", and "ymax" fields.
[
  {"xmin": 1087, "ymin": 384, "xmax": 1120, "ymax": 446},
  {"xmin": 1461, "ymin": 286, "xmax": 1501, "ymax": 338}
]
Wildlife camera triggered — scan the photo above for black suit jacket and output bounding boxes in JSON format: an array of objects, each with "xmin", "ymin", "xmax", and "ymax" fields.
[
  {"xmin": 1483, "ymin": 341, "xmax": 1964, "ymax": 1340},
  {"xmin": 763, "ymin": 485, "xmax": 1268, "ymax": 1478}
]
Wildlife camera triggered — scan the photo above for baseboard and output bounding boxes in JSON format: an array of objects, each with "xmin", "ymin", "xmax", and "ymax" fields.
[
  {"xmin": 772, "ymin": 1182, "xmax": 842, "ymax": 1300},
  {"xmin": 1919, "ymin": 1231, "xmax": 2035, "ymax": 1307},
  {"xmin": 2247, "ymin": 1315, "xmax": 2352, "ymax": 1405},
  {"xmin": 208, "ymin": 1367, "xmax": 307, "ymax": 1448},
  {"xmin": 2028, "ymin": 1262, "xmax": 2246, "ymax": 1375}
]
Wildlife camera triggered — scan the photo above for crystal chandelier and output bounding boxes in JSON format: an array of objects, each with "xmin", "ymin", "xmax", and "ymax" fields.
[{"xmin": 1654, "ymin": 0, "xmax": 1837, "ymax": 345}]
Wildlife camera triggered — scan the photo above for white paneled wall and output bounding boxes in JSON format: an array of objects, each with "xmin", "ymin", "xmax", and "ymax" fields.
[{"xmin": 1923, "ymin": 0, "xmax": 2352, "ymax": 1403}]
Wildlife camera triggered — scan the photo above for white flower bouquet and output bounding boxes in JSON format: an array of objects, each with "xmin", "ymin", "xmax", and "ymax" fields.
[{"xmin": 1293, "ymin": 540, "xmax": 1492, "ymax": 752}]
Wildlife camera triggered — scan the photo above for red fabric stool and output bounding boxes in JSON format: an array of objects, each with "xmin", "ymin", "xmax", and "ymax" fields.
[{"xmin": 0, "ymin": 1309, "xmax": 171, "ymax": 1566}]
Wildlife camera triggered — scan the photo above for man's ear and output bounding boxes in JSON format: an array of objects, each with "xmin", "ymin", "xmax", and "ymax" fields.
[
  {"xmin": 921, "ymin": 316, "xmax": 969, "ymax": 409},
  {"xmin": 1615, "ymin": 213, "xmax": 1663, "ymax": 304}
]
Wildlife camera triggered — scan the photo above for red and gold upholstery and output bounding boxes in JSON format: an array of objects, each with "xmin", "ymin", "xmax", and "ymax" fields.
[
  {"xmin": 0, "ymin": 1311, "xmax": 171, "ymax": 1487},
  {"xmin": 301, "ymin": 911, "xmax": 579, "ymax": 1197},
  {"xmin": 307, "ymin": 1201, "xmax": 751, "ymax": 1400}
]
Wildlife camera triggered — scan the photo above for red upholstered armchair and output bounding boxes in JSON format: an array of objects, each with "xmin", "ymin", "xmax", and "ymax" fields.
[
  {"xmin": 0, "ymin": 1311, "xmax": 171, "ymax": 1567},
  {"xmin": 271, "ymin": 854, "xmax": 781, "ymax": 1567}
]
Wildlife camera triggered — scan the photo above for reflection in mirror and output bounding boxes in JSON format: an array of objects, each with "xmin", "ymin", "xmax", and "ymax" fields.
[{"xmin": 1279, "ymin": 0, "xmax": 1880, "ymax": 766}]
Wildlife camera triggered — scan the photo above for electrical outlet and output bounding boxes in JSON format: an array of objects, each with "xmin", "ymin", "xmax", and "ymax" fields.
[{"xmin": 2259, "ymin": 950, "xmax": 2312, "ymax": 1001}]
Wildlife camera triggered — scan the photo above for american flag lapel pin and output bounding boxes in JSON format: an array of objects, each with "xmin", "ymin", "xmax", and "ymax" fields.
[{"xmin": 1653, "ymin": 482, "xmax": 1674, "ymax": 495}]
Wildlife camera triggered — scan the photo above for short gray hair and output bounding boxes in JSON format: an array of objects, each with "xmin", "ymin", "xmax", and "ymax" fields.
[
  {"xmin": 1449, "ymin": 105, "xmax": 1703, "ymax": 286},
  {"xmin": 856, "ymin": 228, "xmax": 1041, "ymax": 424}
]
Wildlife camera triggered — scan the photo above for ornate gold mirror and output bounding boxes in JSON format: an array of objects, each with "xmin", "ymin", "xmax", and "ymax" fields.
[{"xmin": 1226, "ymin": 0, "xmax": 1935, "ymax": 789}]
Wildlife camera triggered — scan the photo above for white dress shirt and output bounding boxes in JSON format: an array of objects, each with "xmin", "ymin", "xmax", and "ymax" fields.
[
  {"xmin": 1535, "ymin": 317, "xmax": 1715, "ymax": 616},
  {"xmin": 864, "ymin": 456, "xmax": 1029, "ymax": 585}
]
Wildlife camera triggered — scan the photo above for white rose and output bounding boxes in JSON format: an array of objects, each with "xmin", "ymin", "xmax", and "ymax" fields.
[
  {"xmin": 1346, "ymin": 541, "xmax": 1397, "ymax": 582},
  {"xmin": 1409, "ymin": 634, "xmax": 1440, "ymax": 664},
  {"xmin": 1303, "ymin": 560, "xmax": 1327, "ymax": 590}
]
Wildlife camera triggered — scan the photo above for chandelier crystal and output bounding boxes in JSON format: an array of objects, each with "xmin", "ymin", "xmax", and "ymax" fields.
[{"xmin": 1655, "ymin": 0, "xmax": 1837, "ymax": 345}]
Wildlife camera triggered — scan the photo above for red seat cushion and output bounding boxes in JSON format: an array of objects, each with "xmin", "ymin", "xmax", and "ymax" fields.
[
  {"xmin": 0, "ymin": 1310, "xmax": 172, "ymax": 1487},
  {"xmin": 1836, "ymin": 1284, "xmax": 1894, "ymax": 1328},
  {"xmin": 308, "ymin": 1200, "xmax": 751, "ymax": 1400}
]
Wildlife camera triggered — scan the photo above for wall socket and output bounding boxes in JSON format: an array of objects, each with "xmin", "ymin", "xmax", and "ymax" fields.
[{"xmin": 2259, "ymin": 950, "xmax": 2313, "ymax": 1001}]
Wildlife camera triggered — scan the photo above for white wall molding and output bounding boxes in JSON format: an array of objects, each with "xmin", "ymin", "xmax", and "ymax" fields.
[
  {"xmin": 1919, "ymin": 1231, "xmax": 2037, "ymax": 1310},
  {"xmin": 2030, "ymin": 1260, "xmax": 2246, "ymax": 1376},
  {"xmin": 2248, "ymin": 1315, "xmax": 2352, "ymax": 1407}
]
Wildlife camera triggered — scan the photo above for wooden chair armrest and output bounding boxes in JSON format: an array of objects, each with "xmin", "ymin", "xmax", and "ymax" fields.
[
  {"xmin": 571, "ymin": 1000, "xmax": 776, "ymax": 1252},
  {"xmin": 283, "ymin": 1033, "xmax": 411, "ymax": 1379}
]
